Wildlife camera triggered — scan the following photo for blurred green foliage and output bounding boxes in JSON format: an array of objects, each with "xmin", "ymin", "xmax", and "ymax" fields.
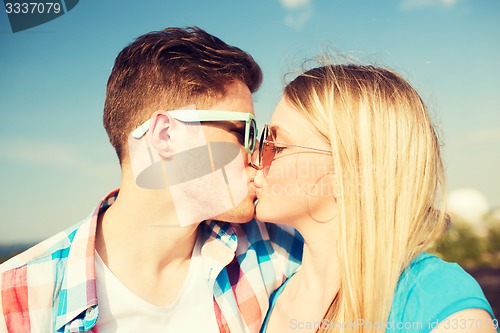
[{"xmin": 433, "ymin": 212, "xmax": 500, "ymax": 268}]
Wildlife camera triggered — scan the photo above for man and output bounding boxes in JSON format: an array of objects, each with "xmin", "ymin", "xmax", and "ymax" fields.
[{"xmin": 0, "ymin": 27, "xmax": 302, "ymax": 332}]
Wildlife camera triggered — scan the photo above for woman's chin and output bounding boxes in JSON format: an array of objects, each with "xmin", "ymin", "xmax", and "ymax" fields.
[
  {"xmin": 254, "ymin": 203, "xmax": 266, "ymax": 222},
  {"xmin": 255, "ymin": 203, "xmax": 275, "ymax": 223}
]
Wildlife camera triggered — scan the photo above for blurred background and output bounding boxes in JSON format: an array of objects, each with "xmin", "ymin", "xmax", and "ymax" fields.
[
  {"xmin": 1, "ymin": 0, "xmax": 499, "ymax": 317},
  {"xmin": 434, "ymin": 188, "xmax": 500, "ymax": 316}
]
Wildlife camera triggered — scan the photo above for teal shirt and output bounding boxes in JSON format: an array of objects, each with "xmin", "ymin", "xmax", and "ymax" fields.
[
  {"xmin": 261, "ymin": 253, "xmax": 498, "ymax": 333},
  {"xmin": 387, "ymin": 253, "xmax": 498, "ymax": 332}
]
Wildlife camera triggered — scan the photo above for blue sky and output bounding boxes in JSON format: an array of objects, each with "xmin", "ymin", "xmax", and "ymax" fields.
[{"xmin": 0, "ymin": 0, "xmax": 499, "ymax": 243}]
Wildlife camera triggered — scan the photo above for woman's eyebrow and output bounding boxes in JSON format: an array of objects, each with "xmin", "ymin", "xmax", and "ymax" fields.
[{"xmin": 270, "ymin": 125, "xmax": 292, "ymax": 141}]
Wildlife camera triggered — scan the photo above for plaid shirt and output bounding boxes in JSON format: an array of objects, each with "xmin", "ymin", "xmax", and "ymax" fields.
[{"xmin": 0, "ymin": 190, "xmax": 303, "ymax": 333}]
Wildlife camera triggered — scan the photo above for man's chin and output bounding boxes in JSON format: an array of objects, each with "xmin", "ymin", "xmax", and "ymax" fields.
[{"xmin": 212, "ymin": 200, "xmax": 255, "ymax": 224}]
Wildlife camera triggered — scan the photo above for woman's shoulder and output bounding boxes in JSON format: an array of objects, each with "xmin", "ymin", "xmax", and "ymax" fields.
[
  {"xmin": 399, "ymin": 252, "xmax": 483, "ymax": 293},
  {"xmin": 388, "ymin": 252, "xmax": 495, "ymax": 332}
]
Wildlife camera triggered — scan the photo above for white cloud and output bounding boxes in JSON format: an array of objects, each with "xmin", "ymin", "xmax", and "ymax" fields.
[
  {"xmin": 284, "ymin": 7, "xmax": 314, "ymax": 30},
  {"xmin": 400, "ymin": 0, "xmax": 459, "ymax": 10},
  {"xmin": 280, "ymin": 0, "xmax": 314, "ymax": 30},
  {"xmin": 0, "ymin": 138, "xmax": 117, "ymax": 177},
  {"xmin": 280, "ymin": 0, "xmax": 311, "ymax": 9},
  {"xmin": 447, "ymin": 188, "xmax": 490, "ymax": 225}
]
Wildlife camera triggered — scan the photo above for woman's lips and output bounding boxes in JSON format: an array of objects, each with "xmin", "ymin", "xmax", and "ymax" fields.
[{"xmin": 253, "ymin": 182, "xmax": 262, "ymax": 197}]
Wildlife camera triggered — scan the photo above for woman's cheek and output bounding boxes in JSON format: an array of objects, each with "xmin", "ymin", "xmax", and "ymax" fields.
[{"xmin": 256, "ymin": 167, "xmax": 304, "ymax": 222}]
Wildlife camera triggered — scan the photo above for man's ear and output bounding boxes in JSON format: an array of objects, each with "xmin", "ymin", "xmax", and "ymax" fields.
[{"xmin": 149, "ymin": 111, "xmax": 177, "ymax": 159}]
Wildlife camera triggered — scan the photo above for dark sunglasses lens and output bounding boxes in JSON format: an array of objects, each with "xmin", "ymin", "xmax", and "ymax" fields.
[
  {"xmin": 248, "ymin": 120, "xmax": 256, "ymax": 152},
  {"xmin": 258, "ymin": 126, "xmax": 267, "ymax": 165}
]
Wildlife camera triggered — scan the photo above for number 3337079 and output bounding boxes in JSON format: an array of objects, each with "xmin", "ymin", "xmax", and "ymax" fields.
[{"xmin": 5, "ymin": 2, "xmax": 62, "ymax": 14}]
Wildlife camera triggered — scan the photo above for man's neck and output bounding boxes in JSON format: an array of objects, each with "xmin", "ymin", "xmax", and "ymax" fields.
[{"xmin": 95, "ymin": 184, "xmax": 199, "ymax": 306}]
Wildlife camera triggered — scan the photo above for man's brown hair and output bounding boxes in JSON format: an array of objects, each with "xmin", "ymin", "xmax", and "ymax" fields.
[{"xmin": 103, "ymin": 26, "xmax": 263, "ymax": 163}]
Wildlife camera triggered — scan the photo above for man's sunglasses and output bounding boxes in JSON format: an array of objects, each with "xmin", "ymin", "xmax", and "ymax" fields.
[
  {"xmin": 132, "ymin": 110, "xmax": 258, "ymax": 154},
  {"xmin": 253, "ymin": 124, "xmax": 332, "ymax": 175}
]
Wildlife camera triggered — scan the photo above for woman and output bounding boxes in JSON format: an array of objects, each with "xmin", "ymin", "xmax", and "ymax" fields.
[{"xmin": 254, "ymin": 64, "xmax": 498, "ymax": 333}]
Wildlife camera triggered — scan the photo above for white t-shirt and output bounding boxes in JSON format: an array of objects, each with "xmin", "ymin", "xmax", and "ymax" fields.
[{"xmin": 95, "ymin": 238, "xmax": 219, "ymax": 332}]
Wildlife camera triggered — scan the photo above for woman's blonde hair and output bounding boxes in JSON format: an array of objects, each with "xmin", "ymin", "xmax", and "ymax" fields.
[{"xmin": 284, "ymin": 64, "xmax": 448, "ymax": 332}]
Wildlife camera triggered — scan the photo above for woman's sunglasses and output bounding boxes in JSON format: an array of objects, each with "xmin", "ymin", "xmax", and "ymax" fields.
[{"xmin": 252, "ymin": 124, "xmax": 332, "ymax": 176}]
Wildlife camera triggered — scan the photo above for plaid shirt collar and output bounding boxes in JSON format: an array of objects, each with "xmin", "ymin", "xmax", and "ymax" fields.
[{"xmin": 56, "ymin": 189, "xmax": 243, "ymax": 331}]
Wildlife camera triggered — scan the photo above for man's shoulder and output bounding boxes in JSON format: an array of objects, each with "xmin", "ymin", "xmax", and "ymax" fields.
[
  {"xmin": 0, "ymin": 216, "xmax": 98, "ymax": 333},
  {"xmin": 0, "ymin": 219, "xmax": 90, "ymax": 273}
]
